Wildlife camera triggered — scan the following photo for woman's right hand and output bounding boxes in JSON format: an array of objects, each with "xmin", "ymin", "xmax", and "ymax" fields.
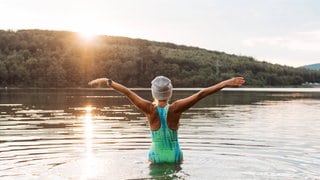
[
  {"xmin": 88, "ymin": 78, "xmax": 108, "ymax": 86},
  {"xmin": 224, "ymin": 77, "xmax": 245, "ymax": 87}
]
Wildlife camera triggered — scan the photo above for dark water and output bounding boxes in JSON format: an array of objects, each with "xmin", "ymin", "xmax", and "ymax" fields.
[{"xmin": 0, "ymin": 88, "xmax": 320, "ymax": 179}]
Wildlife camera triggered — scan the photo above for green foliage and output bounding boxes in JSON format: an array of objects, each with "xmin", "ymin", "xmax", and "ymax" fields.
[{"xmin": 0, "ymin": 29, "xmax": 319, "ymax": 87}]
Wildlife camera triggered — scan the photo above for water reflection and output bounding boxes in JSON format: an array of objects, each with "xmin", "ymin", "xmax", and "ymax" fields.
[
  {"xmin": 149, "ymin": 163, "xmax": 187, "ymax": 179},
  {"xmin": 81, "ymin": 105, "xmax": 95, "ymax": 179},
  {"xmin": 0, "ymin": 89, "xmax": 319, "ymax": 179},
  {"xmin": 84, "ymin": 106, "xmax": 94, "ymax": 152}
]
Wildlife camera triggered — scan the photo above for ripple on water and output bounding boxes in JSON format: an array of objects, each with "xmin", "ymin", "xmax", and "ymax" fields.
[{"xmin": 0, "ymin": 92, "xmax": 320, "ymax": 179}]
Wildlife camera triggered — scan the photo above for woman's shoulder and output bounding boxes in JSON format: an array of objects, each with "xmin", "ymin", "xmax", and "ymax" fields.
[{"xmin": 168, "ymin": 102, "xmax": 180, "ymax": 114}]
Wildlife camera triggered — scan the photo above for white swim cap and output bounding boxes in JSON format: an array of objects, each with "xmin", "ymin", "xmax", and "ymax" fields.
[{"xmin": 151, "ymin": 76, "xmax": 172, "ymax": 100}]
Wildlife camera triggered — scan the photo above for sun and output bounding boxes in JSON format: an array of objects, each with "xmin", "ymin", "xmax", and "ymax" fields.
[
  {"xmin": 66, "ymin": 3, "xmax": 106, "ymax": 42},
  {"xmin": 73, "ymin": 17, "xmax": 102, "ymax": 42},
  {"xmin": 77, "ymin": 29, "xmax": 99, "ymax": 42},
  {"xmin": 68, "ymin": 7, "xmax": 105, "ymax": 42}
]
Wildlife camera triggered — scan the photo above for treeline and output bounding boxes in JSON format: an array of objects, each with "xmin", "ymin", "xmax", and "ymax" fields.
[{"xmin": 0, "ymin": 29, "xmax": 319, "ymax": 88}]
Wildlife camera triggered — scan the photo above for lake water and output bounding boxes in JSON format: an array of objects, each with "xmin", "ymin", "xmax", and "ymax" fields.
[{"xmin": 0, "ymin": 88, "xmax": 320, "ymax": 179}]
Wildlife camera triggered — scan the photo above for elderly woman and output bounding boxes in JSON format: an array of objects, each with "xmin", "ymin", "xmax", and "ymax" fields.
[{"xmin": 88, "ymin": 76, "xmax": 245, "ymax": 163}]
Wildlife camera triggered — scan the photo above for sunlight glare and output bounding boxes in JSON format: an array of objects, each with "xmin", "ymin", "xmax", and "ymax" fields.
[
  {"xmin": 73, "ymin": 15, "xmax": 102, "ymax": 42},
  {"xmin": 84, "ymin": 106, "xmax": 93, "ymax": 148},
  {"xmin": 85, "ymin": 106, "xmax": 93, "ymax": 113},
  {"xmin": 77, "ymin": 30, "xmax": 99, "ymax": 42},
  {"xmin": 81, "ymin": 105, "xmax": 97, "ymax": 179}
]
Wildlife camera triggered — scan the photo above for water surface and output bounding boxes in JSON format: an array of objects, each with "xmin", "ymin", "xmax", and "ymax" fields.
[{"xmin": 0, "ymin": 88, "xmax": 319, "ymax": 179}]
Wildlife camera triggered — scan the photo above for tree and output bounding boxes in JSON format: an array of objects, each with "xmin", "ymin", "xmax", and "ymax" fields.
[{"xmin": 0, "ymin": 29, "xmax": 319, "ymax": 87}]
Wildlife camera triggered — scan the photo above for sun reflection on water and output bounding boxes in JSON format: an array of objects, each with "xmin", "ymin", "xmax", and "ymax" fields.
[
  {"xmin": 81, "ymin": 105, "xmax": 97, "ymax": 179},
  {"xmin": 84, "ymin": 106, "xmax": 93, "ymax": 153}
]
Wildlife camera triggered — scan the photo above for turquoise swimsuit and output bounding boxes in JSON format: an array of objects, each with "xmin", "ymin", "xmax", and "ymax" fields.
[{"xmin": 148, "ymin": 104, "xmax": 183, "ymax": 163}]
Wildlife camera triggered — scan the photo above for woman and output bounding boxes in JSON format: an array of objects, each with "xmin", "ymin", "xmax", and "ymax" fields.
[{"xmin": 88, "ymin": 76, "xmax": 245, "ymax": 163}]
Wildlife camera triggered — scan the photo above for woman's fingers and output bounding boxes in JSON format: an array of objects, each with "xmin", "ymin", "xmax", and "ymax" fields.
[
  {"xmin": 88, "ymin": 79, "xmax": 98, "ymax": 86},
  {"xmin": 234, "ymin": 77, "xmax": 245, "ymax": 86},
  {"xmin": 227, "ymin": 77, "xmax": 245, "ymax": 87},
  {"xmin": 88, "ymin": 78, "xmax": 107, "ymax": 86}
]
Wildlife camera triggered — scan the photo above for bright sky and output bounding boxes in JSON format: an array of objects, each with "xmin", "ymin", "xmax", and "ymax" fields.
[{"xmin": 1, "ymin": 0, "xmax": 320, "ymax": 67}]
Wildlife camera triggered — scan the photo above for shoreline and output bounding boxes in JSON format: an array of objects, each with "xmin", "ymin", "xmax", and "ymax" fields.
[{"xmin": 1, "ymin": 87, "xmax": 320, "ymax": 93}]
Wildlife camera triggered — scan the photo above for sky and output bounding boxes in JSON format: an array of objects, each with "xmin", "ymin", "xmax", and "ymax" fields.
[{"xmin": 1, "ymin": 0, "xmax": 320, "ymax": 67}]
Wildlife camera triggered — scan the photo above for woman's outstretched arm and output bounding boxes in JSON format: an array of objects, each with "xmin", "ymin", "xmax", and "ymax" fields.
[
  {"xmin": 172, "ymin": 77, "xmax": 245, "ymax": 113},
  {"xmin": 88, "ymin": 78, "xmax": 152, "ymax": 114}
]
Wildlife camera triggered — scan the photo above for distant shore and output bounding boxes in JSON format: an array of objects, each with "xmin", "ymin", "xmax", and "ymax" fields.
[{"xmin": 1, "ymin": 87, "xmax": 320, "ymax": 93}]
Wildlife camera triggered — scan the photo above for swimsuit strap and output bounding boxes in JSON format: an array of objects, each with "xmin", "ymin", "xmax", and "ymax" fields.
[{"xmin": 157, "ymin": 104, "xmax": 169, "ymax": 130}]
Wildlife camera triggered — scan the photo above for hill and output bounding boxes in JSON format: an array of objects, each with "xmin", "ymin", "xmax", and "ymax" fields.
[
  {"xmin": 0, "ymin": 29, "xmax": 320, "ymax": 88},
  {"xmin": 303, "ymin": 63, "xmax": 320, "ymax": 70}
]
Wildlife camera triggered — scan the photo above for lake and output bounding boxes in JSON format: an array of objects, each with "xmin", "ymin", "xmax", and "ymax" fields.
[{"xmin": 0, "ymin": 88, "xmax": 320, "ymax": 179}]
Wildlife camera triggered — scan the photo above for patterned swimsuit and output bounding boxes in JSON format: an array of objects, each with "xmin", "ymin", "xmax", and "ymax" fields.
[{"xmin": 148, "ymin": 104, "xmax": 183, "ymax": 163}]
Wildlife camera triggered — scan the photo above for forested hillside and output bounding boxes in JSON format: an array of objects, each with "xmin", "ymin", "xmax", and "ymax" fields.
[{"xmin": 0, "ymin": 29, "xmax": 319, "ymax": 88}]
